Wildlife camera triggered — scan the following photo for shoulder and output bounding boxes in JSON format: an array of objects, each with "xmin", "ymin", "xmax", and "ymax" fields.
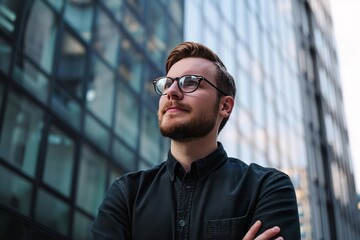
[
  {"xmin": 225, "ymin": 158, "xmax": 293, "ymax": 186},
  {"xmin": 113, "ymin": 162, "xmax": 167, "ymax": 191}
]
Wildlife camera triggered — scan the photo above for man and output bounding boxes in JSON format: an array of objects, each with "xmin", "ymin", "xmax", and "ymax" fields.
[{"xmin": 91, "ymin": 42, "xmax": 300, "ymax": 240}]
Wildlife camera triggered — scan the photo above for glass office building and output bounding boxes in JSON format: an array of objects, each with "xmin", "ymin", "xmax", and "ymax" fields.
[
  {"xmin": 0, "ymin": 0, "xmax": 183, "ymax": 239},
  {"xmin": 183, "ymin": 0, "xmax": 359, "ymax": 239},
  {"xmin": 0, "ymin": 0, "xmax": 359, "ymax": 239}
]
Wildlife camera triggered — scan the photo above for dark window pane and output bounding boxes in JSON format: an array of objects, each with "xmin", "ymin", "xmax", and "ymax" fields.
[
  {"xmin": 113, "ymin": 139, "xmax": 135, "ymax": 171},
  {"xmin": 51, "ymin": 86, "xmax": 81, "ymax": 130},
  {"xmin": 73, "ymin": 211, "xmax": 92, "ymax": 240},
  {"xmin": 23, "ymin": 0, "xmax": 57, "ymax": 73},
  {"xmin": 57, "ymin": 32, "xmax": 86, "ymax": 99},
  {"xmin": 93, "ymin": 8, "xmax": 119, "ymax": 67},
  {"xmin": 87, "ymin": 56, "xmax": 115, "ymax": 126},
  {"xmin": 35, "ymin": 189, "xmax": 69, "ymax": 235},
  {"xmin": 115, "ymin": 84, "xmax": 139, "ymax": 148},
  {"xmin": 76, "ymin": 145, "xmax": 106, "ymax": 215},
  {"xmin": 0, "ymin": 37, "xmax": 12, "ymax": 73},
  {"xmin": 84, "ymin": 114, "xmax": 110, "ymax": 152},
  {"xmin": 140, "ymin": 107, "xmax": 161, "ymax": 165},
  {"xmin": 0, "ymin": 91, "xmax": 44, "ymax": 177},
  {"xmin": 13, "ymin": 56, "xmax": 50, "ymax": 103},
  {"xmin": 0, "ymin": 166, "xmax": 32, "ymax": 216},
  {"xmin": 43, "ymin": 126, "xmax": 75, "ymax": 197}
]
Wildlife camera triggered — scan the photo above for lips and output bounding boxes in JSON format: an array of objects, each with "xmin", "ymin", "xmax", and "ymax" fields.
[{"xmin": 161, "ymin": 101, "xmax": 190, "ymax": 114}]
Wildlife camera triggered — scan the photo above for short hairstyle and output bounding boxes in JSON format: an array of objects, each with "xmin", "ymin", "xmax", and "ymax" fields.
[{"xmin": 165, "ymin": 41, "xmax": 236, "ymax": 133}]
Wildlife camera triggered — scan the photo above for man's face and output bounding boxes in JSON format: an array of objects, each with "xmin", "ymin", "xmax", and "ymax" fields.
[{"xmin": 158, "ymin": 57, "xmax": 221, "ymax": 142}]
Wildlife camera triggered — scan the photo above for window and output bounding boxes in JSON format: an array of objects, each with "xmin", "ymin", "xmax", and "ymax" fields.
[
  {"xmin": 115, "ymin": 83, "xmax": 139, "ymax": 148},
  {"xmin": 57, "ymin": 31, "xmax": 86, "ymax": 99},
  {"xmin": 43, "ymin": 126, "xmax": 75, "ymax": 197},
  {"xmin": 84, "ymin": 114, "xmax": 110, "ymax": 152},
  {"xmin": 113, "ymin": 139, "xmax": 136, "ymax": 171},
  {"xmin": 64, "ymin": 0, "xmax": 94, "ymax": 41},
  {"xmin": 0, "ymin": 91, "xmax": 44, "ymax": 177},
  {"xmin": 93, "ymin": 8, "xmax": 119, "ymax": 67},
  {"xmin": 35, "ymin": 189, "xmax": 69, "ymax": 235},
  {"xmin": 146, "ymin": 2, "xmax": 166, "ymax": 63},
  {"xmin": 122, "ymin": 6, "xmax": 144, "ymax": 44},
  {"xmin": 0, "ymin": 36, "xmax": 11, "ymax": 73},
  {"xmin": 118, "ymin": 38, "xmax": 143, "ymax": 92},
  {"xmin": 13, "ymin": 56, "xmax": 50, "ymax": 103},
  {"xmin": 73, "ymin": 211, "xmax": 92, "ymax": 240},
  {"xmin": 51, "ymin": 86, "xmax": 82, "ymax": 130},
  {"xmin": 76, "ymin": 145, "xmax": 106, "ymax": 215},
  {"xmin": 0, "ymin": 166, "xmax": 32, "ymax": 216},
  {"xmin": 140, "ymin": 107, "xmax": 161, "ymax": 164},
  {"xmin": 87, "ymin": 56, "xmax": 115, "ymax": 126},
  {"xmin": 22, "ymin": 0, "xmax": 57, "ymax": 74}
]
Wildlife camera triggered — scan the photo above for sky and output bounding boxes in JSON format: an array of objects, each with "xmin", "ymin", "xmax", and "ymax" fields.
[{"xmin": 330, "ymin": 0, "xmax": 360, "ymax": 193}]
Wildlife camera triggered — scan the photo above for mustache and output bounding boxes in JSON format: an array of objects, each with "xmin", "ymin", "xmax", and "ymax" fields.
[{"xmin": 160, "ymin": 101, "xmax": 192, "ymax": 114}]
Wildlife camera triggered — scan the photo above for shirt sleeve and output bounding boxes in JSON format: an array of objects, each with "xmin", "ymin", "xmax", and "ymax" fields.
[
  {"xmin": 252, "ymin": 171, "xmax": 301, "ymax": 240},
  {"xmin": 91, "ymin": 179, "xmax": 131, "ymax": 240}
]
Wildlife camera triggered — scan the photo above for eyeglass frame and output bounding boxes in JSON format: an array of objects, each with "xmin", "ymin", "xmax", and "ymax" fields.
[{"xmin": 152, "ymin": 74, "xmax": 228, "ymax": 96}]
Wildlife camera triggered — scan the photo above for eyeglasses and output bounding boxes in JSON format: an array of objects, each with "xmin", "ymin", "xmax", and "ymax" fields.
[{"xmin": 152, "ymin": 75, "xmax": 227, "ymax": 96}]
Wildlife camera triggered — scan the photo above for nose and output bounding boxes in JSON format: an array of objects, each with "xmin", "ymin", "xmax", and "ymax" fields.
[{"xmin": 166, "ymin": 81, "xmax": 183, "ymax": 100}]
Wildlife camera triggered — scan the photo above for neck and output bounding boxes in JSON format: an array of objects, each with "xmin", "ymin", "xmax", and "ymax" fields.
[{"xmin": 170, "ymin": 133, "xmax": 218, "ymax": 172}]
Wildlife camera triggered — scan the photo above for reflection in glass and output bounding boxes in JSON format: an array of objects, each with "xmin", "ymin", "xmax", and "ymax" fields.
[
  {"xmin": 87, "ymin": 56, "xmax": 114, "ymax": 125},
  {"xmin": 94, "ymin": 8, "xmax": 119, "ymax": 67},
  {"xmin": 76, "ymin": 145, "xmax": 106, "ymax": 215},
  {"xmin": 13, "ymin": 56, "xmax": 49, "ymax": 103},
  {"xmin": 64, "ymin": 0, "xmax": 94, "ymax": 41},
  {"xmin": 23, "ymin": 0, "xmax": 57, "ymax": 73},
  {"xmin": 0, "ymin": 91, "xmax": 43, "ymax": 177},
  {"xmin": 118, "ymin": 38, "xmax": 143, "ymax": 92},
  {"xmin": 57, "ymin": 32, "xmax": 86, "ymax": 98},
  {"xmin": 0, "ymin": 166, "xmax": 32, "ymax": 216},
  {"xmin": 43, "ymin": 126, "xmax": 74, "ymax": 197},
  {"xmin": 0, "ymin": 37, "xmax": 11, "ymax": 73},
  {"xmin": 115, "ymin": 83, "xmax": 139, "ymax": 148},
  {"xmin": 35, "ymin": 189, "xmax": 69, "ymax": 235}
]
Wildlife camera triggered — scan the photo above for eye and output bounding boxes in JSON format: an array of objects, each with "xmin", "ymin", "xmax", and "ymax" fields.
[
  {"xmin": 181, "ymin": 76, "xmax": 199, "ymax": 88},
  {"xmin": 163, "ymin": 78, "xmax": 173, "ymax": 89}
]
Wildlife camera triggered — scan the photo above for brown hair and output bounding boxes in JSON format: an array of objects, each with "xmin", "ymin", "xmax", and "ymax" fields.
[{"xmin": 165, "ymin": 42, "xmax": 236, "ymax": 132}]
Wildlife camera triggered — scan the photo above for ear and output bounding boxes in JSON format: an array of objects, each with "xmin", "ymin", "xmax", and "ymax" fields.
[{"xmin": 219, "ymin": 96, "xmax": 234, "ymax": 118}]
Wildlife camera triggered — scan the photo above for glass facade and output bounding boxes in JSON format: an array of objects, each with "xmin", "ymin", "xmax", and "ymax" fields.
[
  {"xmin": 184, "ymin": 0, "xmax": 360, "ymax": 239},
  {"xmin": 0, "ymin": 0, "xmax": 359, "ymax": 239},
  {"xmin": 0, "ymin": 0, "xmax": 182, "ymax": 239}
]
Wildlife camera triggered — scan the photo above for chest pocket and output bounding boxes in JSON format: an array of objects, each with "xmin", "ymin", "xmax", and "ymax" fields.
[{"xmin": 203, "ymin": 216, "xmax": 249, "ymax": 240}]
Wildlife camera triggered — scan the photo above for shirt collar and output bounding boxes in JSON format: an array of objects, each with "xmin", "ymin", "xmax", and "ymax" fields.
[{"xmin": 166, "ymin": 142, "xmax": 228, "ymax": 182}]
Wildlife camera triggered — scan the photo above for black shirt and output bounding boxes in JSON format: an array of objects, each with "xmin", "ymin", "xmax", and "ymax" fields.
[{"xmin": 91, "ymin": 143, "xmax": 300, "ymax": 239}]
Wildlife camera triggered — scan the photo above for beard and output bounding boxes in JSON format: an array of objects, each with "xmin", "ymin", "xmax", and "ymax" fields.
[{"xmin": 158, "ymin": 100, "xmax": 219, "ymax": 142}]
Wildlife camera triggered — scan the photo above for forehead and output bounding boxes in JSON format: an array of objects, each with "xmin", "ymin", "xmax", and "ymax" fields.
[{"xmin": 167, "ymin": 57, "xmax": 217, "ymax": 79}]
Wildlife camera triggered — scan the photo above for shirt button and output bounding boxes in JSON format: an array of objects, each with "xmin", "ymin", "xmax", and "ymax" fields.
[{"xmin": 179, "ymin": 220, "xmax": 186, "ymax": 227}]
